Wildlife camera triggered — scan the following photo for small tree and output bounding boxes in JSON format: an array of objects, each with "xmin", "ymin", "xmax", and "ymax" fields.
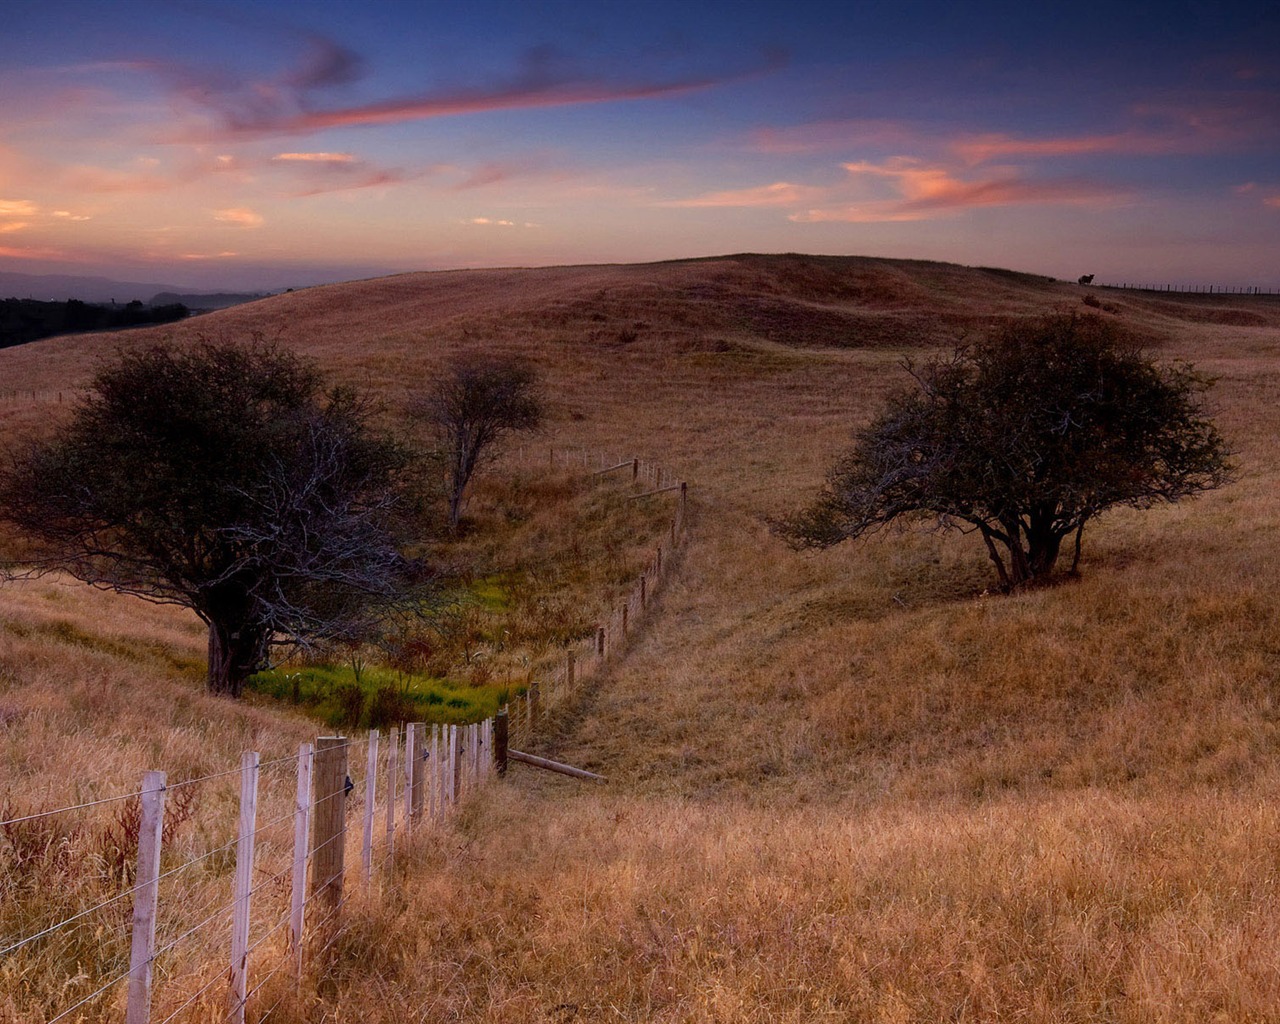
[
  {"xmin": 778, "ymin": 314, "xmax": 1231, "ymax": 590},
  {"xmin": 420, "ymin": 356, "xmax": 542, "ymax": 530},
  {"xmin": 0, "ymin": 340, "xmax": 423, "ymax": 697}
]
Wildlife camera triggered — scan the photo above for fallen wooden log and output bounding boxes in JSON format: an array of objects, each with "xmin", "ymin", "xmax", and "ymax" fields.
[{"xmin": 507, "ymin": 749, "xmax": 607, "ymax": 782}]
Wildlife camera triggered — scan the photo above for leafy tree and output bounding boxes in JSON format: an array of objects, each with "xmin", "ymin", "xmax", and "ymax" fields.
[
  {"xmin": 0, "ymin": 340, "xmax": 422, "ymax": 696},
  {"xmin": 419, "ymin": 356, "xmax": 543, "ymax": 530},
  {"xmin": 778, "ymin": 314, "xmax": 1232, "ymax": 590}
]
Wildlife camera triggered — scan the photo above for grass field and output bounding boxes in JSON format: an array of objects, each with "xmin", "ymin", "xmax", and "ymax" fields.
[{"xmin": 3, "ymin": 253, "xmax": 1280, "ymax": 1021}]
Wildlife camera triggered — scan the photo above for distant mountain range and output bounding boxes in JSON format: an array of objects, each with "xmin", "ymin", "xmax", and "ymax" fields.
[{"xmin": 0, "ymin": 270, "xmax": 269, "ymax": 308}]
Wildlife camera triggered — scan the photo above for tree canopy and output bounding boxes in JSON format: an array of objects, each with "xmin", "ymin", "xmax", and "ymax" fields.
[
  {"xmin": 0, "ymin": 340, "xmax": 422, "ymax": 696},
  {"xmin": 778, "ymin": 314, "xmax": 1232, "ymax": 590},
  {"xmin": 419, "ymin": 355, "xmax": 543, "ymax": 531}
]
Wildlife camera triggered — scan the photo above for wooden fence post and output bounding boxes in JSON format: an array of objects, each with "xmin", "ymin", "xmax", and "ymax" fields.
[
  {"xmin": 656, "ymin": 545, "xmax": 662, "ymax": 578},
  {"xmin": 311, "ymin": 737, "xmax": 347, "ymax": 911},
  {"xmin": 529, "ymin": 680, "xmax": 541, "ymax": 726},
  {"xmin": 495, "ymin": 709, "xmax": 509, "ymax": 776},
  {"xmin": 228, "ymin": 751, "xmax": 260, "ymax": 1024},
  {"xmin": 403, "ymin": 722, "xmax": 416, "ymax": 836},
  {"xmin": 596, "ymin": 626, "xmax": 605, "ymax": 658},
  {"xmin": 621, "ymin": 603, "xmax": 628, "ymax": 636},
  {"xmin": 290, "ymin": 743, "xmax": 313, "ymax": 984},
  {"xmin": 429, "ymin": 724, "xmax": 439, "ymax": 820},
  {"xmin": 640, "ymin": 574, "xmax": 647, "ymax": 609},
  {"xmin": 384, "ymin": 727, "xmax": 398, "ymax": 866},
  {"xmin": 411, "ymin": 721, "xmax": 426, "ymax": 820},
  {"xmin": 125, "ymin": 770, "xmax": 167, "ymax": 1024},
  {"xmin": 362, "ymin": 731, "xmax": 379, "ymax": 883},
  {"xmin": 452, "ymin": 724, "xmax": 462, "ymax": 802},
  {"xmin": 631, "ymin": 458, "xmax": 639, "ymax": 483}
]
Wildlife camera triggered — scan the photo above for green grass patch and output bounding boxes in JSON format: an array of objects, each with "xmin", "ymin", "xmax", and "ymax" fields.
[{"xmin": 246, "ymin": 663, "xmax": 522, "ymax": 729}]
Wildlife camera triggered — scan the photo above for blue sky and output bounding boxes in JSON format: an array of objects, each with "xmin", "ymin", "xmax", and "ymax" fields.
[{"xmin": 1, "ymin": 0, "xmax": 1277, "ymax": 289}]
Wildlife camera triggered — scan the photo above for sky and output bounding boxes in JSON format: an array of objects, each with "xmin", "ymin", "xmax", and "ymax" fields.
[{"xmin": 1, "ymin": 0, "xmax": 1278, "ymax": 291}]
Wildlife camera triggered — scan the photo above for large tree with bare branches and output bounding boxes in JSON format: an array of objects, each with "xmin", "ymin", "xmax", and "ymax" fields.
[
  {"xmin": 1, "ymin": 340, "xmax": 421, "ymax": 696},
  {"xmin": 778, "ymin": 314, "xmax": 1232, "ymax": 590}
]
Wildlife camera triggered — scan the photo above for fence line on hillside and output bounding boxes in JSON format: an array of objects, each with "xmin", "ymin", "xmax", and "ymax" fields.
[
  {"xmin": 1093, "ymin": 282, "xmax": 1279, "ymax": 296},
  {"xmin": 0, "ymin": 388, "xmax": 83, "ymax": 404},
  {"xmin": 0, "ymin": 450, "xmax": 688, "ymax": 1023}
]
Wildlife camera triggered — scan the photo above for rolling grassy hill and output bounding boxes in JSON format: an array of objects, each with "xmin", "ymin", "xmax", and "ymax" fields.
[{"xmin": 4, "ymin": 253, "xmax": 1280, "ymax": 1021}]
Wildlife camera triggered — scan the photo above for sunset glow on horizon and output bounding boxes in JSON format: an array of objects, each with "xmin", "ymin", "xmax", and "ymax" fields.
[{"xmin": 2, "ymin": 0, "xmax": 1278, "ymax": 291}]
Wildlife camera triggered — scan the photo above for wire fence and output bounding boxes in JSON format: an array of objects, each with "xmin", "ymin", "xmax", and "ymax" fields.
[
  {"xmin": 1093, "ymin": 282, "xmax": 1279, "ymax": 296},
  {"xmin": 0, "ymin": 450, "xmax": 689, "ymax": 1023}
]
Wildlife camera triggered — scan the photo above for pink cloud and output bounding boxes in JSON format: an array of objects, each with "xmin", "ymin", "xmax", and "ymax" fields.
[
  {"xmin": 951, "ymin": 132, "xmax": 1184, "ymax": 164},
  {"xmin": 135, "ymin": 36, "xmax": 778, "ymax": 141},
  {"xmin": 841, "ymin": 158, "xmax": 1124, "ymax": 213},
  {"xmin": 214, "ymin": 207, "xmax": 263, "ymax": 227},
  {"xmin": 272, "ymin": 152, "xmax": 357, "ymax": 163},
  {"xmin": 662, "ymin": 181, "xmax": 829, "ymax": 208},
  {"xmin": 0, "ymin": 199, "xmax": 38, "ymax": 216},
  {"xmin": 289, "ymin": 169, "xmax": 405, "ymax": 197},
  {"xmin": 0, "ymin": 222, "xmax": 29, "ymax": 234}
]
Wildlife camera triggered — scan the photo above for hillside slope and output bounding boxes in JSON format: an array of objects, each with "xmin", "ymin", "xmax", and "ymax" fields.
[{"xmin": 5, "ymin": 253, "xmax": 1280, "ymax": 1020}]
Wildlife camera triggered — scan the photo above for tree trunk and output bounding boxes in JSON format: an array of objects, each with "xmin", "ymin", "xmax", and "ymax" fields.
[
  {"xmin": 207, "ymin": 621, "xmax": 268, "ymax": 698},
  {"xmin": 978, "ymin": 526, "xmax": 1012, "ymax": 591}
]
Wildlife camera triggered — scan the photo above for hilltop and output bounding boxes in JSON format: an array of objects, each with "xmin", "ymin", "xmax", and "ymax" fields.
[{"xmin": 4, "ymin": 252, "xmax": 1280, "ymax": 1020}]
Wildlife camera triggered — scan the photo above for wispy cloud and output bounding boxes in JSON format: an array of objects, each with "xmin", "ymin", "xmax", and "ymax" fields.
[
  {"xmin": 950, "ymin": 132, "xmax": 1183, "ymax": 164},
  {"xmin": 0, "ymin": 222, "xmax": 29, "ymax": 234},
  {"xmin": 664, "ymin": 157, "xmax": 1126, "ymax": 224},
  {"xmin": 0, "ymin": 199, "xmax": 38, "ymax": 216},
  {"xmin": 135, "ymin": 36, "xmax": 777, "ymax": 140},
  {"xmin": 661, "ymin": 181, "xmax": 828, "ymax": 208},
  {"xmin": 214, "ymin": 207, "xmax": 263, "ymax": 227},
  {"xmin": 272, "ymin": 152, "xmax": 357, "ymax": 163}
]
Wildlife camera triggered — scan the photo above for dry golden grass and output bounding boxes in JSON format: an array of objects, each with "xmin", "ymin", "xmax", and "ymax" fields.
[{"xmin": 4, "ymin": 254, "xmax": 1280, "ymax": 1021}]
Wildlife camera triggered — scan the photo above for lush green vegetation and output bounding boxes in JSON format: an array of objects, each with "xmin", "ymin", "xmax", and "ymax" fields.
[{"xmin": 245, "ymin": 662, "xmax": 521, "ymax": 728}]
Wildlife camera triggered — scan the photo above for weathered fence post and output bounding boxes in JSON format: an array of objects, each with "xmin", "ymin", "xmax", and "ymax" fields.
[
  {"xmin": 362, "ymin": 731, "xmax": 379, "ymax": 883},
  {"xmin": 428, "ymin": 724, "xmax": 439, "ymax": 820},
  {"xmin": 411, "ymin": 721, "xmax": 426, "ymax": 820},
  {"xmin": 402, "ymin": 722, "xmax": 416, "ymax": 836},
  {"xmin": 640, "ymin": 574, "xmax": 647, "ymax": 609},
  {"xmin": 311, "ymin": 737, "xmax": 347, "ymax": 911},
  {"xmin": 125, "ymin": 770, "xmax": 167, "ymax": 1024},
  {"xmin": 495, "ymin": 709, "xmax": 509, "ymax": 776},
  {"xmin": 290, "ymin": 742, "xmax": 313, "ymax": 984},
  {"xmin": 455, "ymin": 721, "xmax": 465, "ymax": 803},
  {"xmin": 228, "ymin": 751, "xmax": 260, "ymax": 1024},
  {"xmin": 596, "ymin": 626, "xmax": 605, "ymax": 658},
  {"xmin": 384, "ymin": 727, "xmax": 398, "ymax": 866},
  {"xmin": 631, "ymin": 458, "xmax": 639, "ymax": 483},
  {"xmin": 529, "ymin": 680, "xmax": 541, "ymax": 726}
]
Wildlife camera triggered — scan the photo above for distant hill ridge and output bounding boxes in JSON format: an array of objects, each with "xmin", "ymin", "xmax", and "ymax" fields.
[
  {"xmin": 0, "ymin": 269, "xmax": 270, "ymax": 308},
  {"xmin": 150, "ymin": 291, "xmax": 272, "ymax": 310}
]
